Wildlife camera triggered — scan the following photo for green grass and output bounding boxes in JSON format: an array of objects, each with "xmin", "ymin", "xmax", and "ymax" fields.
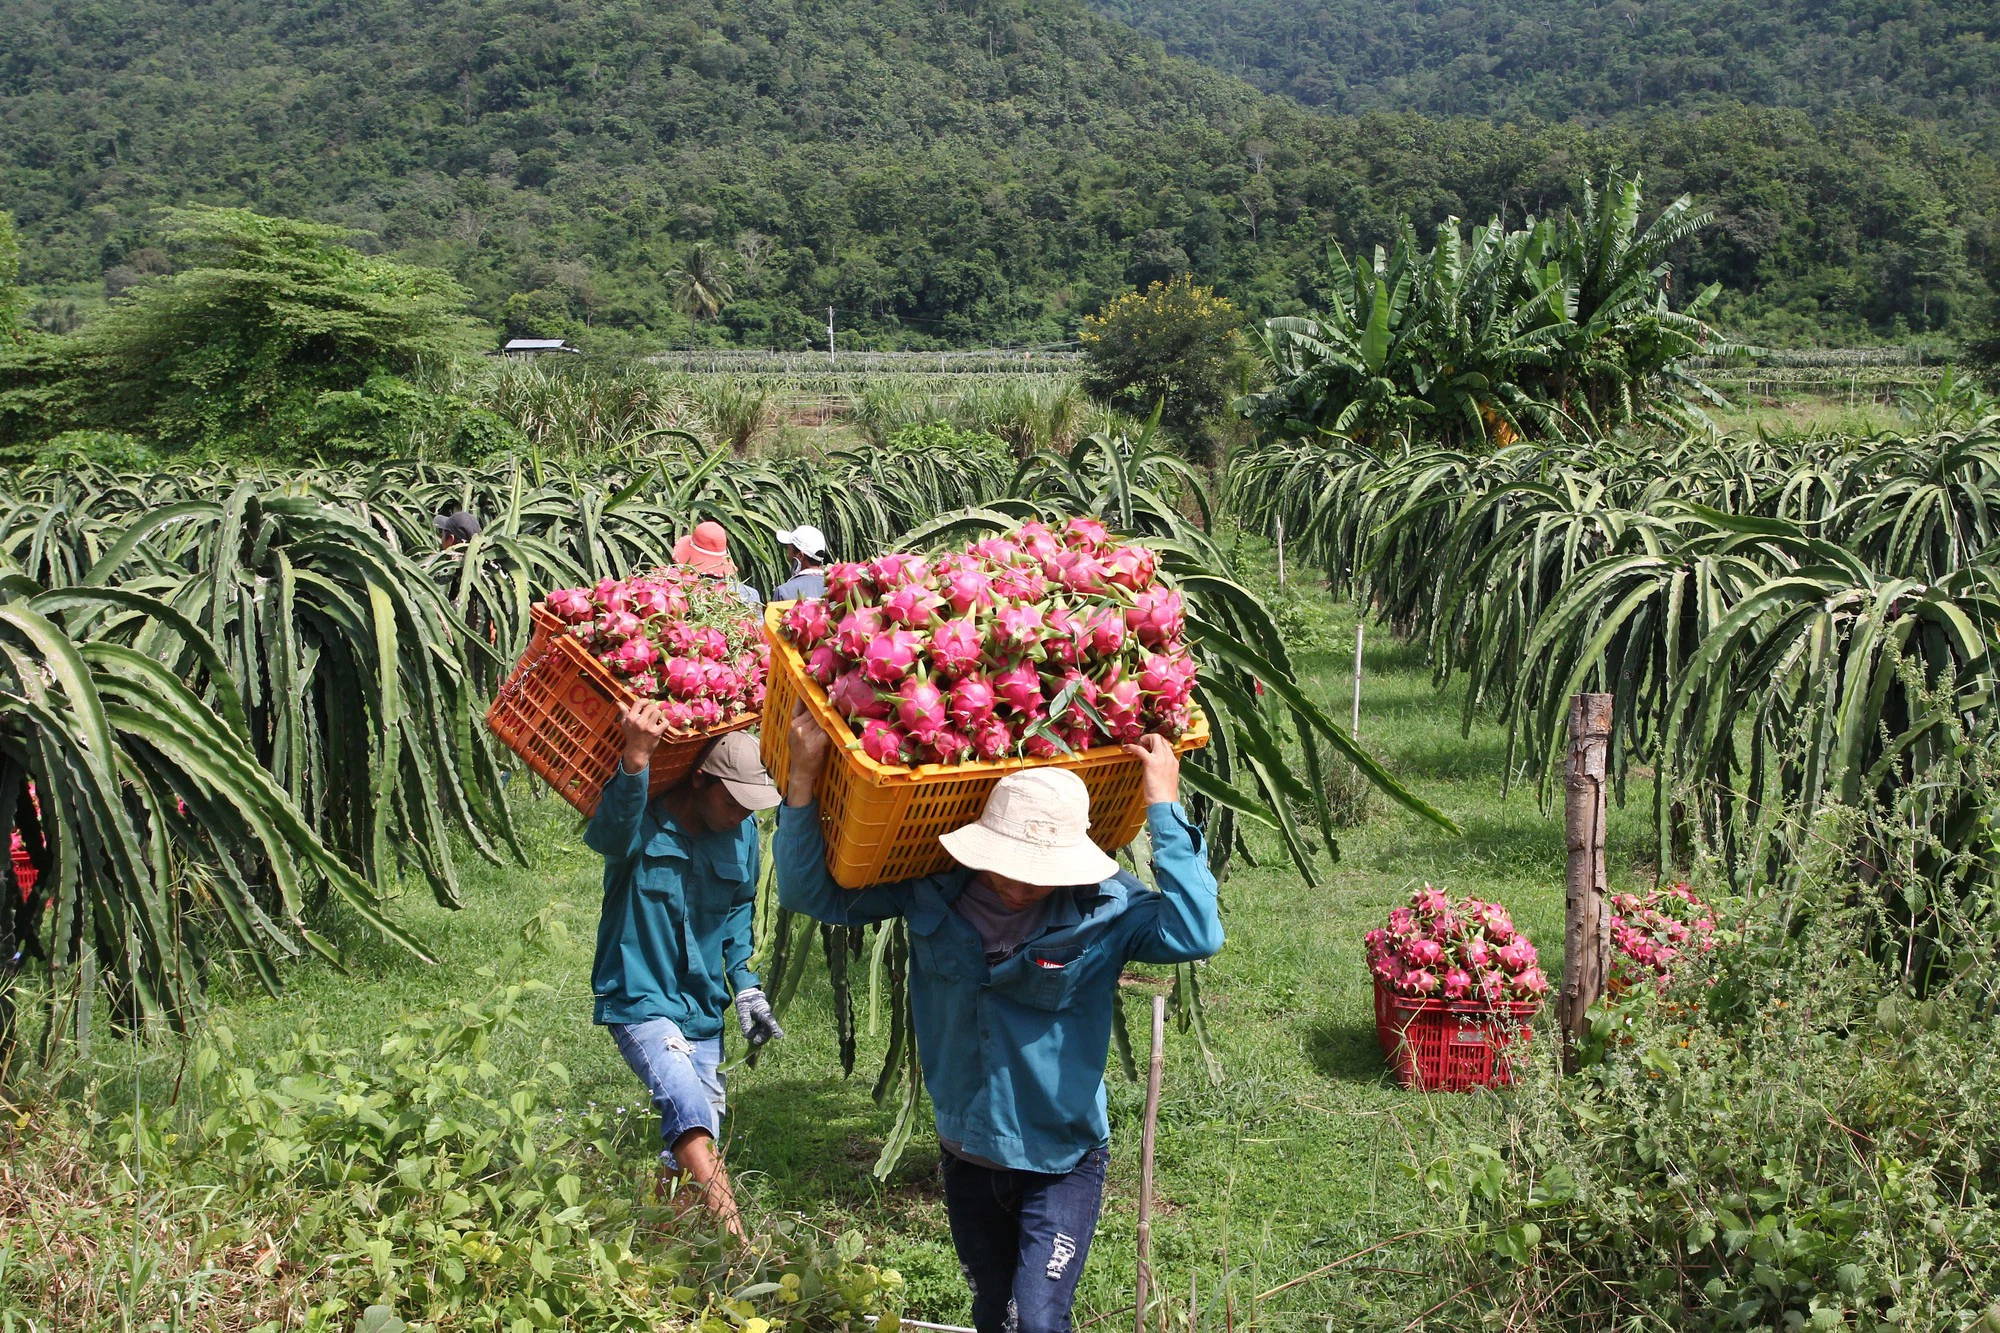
[{"xmin": 149, "ymin": 583, "xmax": 1660, "ymax": 1329}]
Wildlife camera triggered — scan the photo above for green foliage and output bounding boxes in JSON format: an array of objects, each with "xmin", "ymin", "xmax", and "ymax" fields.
[
  {"xmin": 1243, "ymin": 175, "xmax": 1724, "ymax": 450},
  {"xmin": 2, "ymin": 909, "xmax": 910, "ymax": 1331},
  {"xmin": 1, "ymin": 1, "xmax": 1993, "ymax": 344},
  {"xmin": 1080, "ymin": 276, "xmax": 1251, "ymax": 447},
  {"xmin": 1091, "ymin": 0, "xmax": 2000, "ymax": 139},
  {"xmin": 1411, "ymin": 766, "xmax": 2000, "ymax": 1331},
  {"xmin": 16, "ymin": 207, "xmax": 488, "ymax": 460},
  {"xmin": 0, "ymin": 212, "xmax": 23, "ymax": 338}
]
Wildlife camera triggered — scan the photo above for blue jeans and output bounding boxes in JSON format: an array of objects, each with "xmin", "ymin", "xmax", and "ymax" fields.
[
  {"xmin": 609, "ymin": 1017, "xmax": 725, "ymax": 1171},
  {"xmin": 940, "ymin": 1147, "xmax": 1108, "ymax": 1333}
]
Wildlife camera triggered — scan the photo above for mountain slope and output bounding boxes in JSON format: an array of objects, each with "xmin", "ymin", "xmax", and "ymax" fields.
[
  {"xmin": 2, "ymin": 0, "xmax": 1996, "ymax": 345},
  {"xmin": 1090, "ymin": 0, "xmax": 2000, "ymax": 145}
]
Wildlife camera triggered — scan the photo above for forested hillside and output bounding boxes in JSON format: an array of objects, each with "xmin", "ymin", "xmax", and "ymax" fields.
[
  {"xmin": 3, "ymin": 0, "xmax": 1996, "ymax": 346},
  {"xmin": 1091, "ymin": 0, "xmax": 2000, "ymax": 143}
]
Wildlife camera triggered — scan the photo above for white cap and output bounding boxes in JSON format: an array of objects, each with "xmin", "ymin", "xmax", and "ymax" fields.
[
  {"xmin": 777, "ymin": 524, "xmax": 828, "ymax": 559},
  {"xmin": 938, "ymin": 768, "xmax": 1118, "ymax": 887}
]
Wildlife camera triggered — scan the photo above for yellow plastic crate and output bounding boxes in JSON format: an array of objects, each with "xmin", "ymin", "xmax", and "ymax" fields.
[{"xmin": 761, "ymin": 601, "xmax": 1208, "ymax": 889}]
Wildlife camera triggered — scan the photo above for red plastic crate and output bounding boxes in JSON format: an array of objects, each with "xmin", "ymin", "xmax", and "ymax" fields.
[
  {"xmin": 485, "ymin": 605, "xmax": 757, "ymax": 817},
  {"xmin": 1373, "ymin": 975, "xmax": 1538, "ymax": 1091}
]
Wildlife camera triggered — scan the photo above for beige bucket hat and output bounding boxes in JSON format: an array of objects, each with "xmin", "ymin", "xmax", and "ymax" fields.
[{"xmin": 939, "ymin": 768, "xmax": 1118, "ymax": 887}]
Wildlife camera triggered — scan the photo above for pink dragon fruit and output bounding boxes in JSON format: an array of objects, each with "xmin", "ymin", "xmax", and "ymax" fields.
[
  {"xmin": 1138, "ymin": 652, "xmax": 1196, "ymax": 708},
  {"xmin": 947, "ymin": 675, "xmax": 998, "ymax": 729},
  {"xmin": 926, "ymin": 728, "xmax": 971, "ymax": 765},
  {"xmin": 1015, "ymin": 520, "xmax": 1061, "ymax": 561},
  {"xmin": 861, "ymin": 629, "xmax": 925, "ymax": 685},
  {"xmin": 1441, "ymin": 967, "xmax": 1473, "ymax": 1000},
  {"xmin": 1103, "ymin": 544, "xmax": 1158, "ymax": 591},
  {"xmin": 659, "ymin": 700, "xmax": 696, "ymax": 730},
  {"xmin": 696, "ymin": 626, "xmax": 729, "ymax": 661},
  {"xmin": 969, "ymin": 716, "xmax": 1013, "ymax": 760},
  {"xmin": 1052, "ymin": 550, "xmax": 1108, "ymax": 595},
  {"xmin": 606, "ymin": 636, "xmax": 660, "ymax": 675},
  {"xmin": 991, "ymin": 604, "xmax": 1045, "ymax": 654},
  {"xmin": 1513, "ymin": 966, "xmax": 1550, "ymax": 999},
  {"xmin": 896, "ymin": 678, "xmax": 949, "ymax": 742},
  {"xmin": 1099, "ymin": 678, "xmax": 1145, "ymax": 743},
  {"xmin": 594, "ymin": 609, "xmax": 642, "ymax": 643},
  {"xmin": 546, "ymin": 588, "xmax": 595, "ymax": 623},
  {"xmin": 990, "ymin": 563, "xmax": 1047, "ymax": 603},
  {"xmin": 1401, "ymin": 968, "xmax": 1439, "ymax": 997},
  {"xmin": 628, "ymin": 582, "xmax": 674, "ymax": 619},
  {"xmin": 1084, "ymin": 606, "xmax": 1127, "ymax": 657},
  {"xmin": 1041, "ymin": 605, "xmax": 1091, "ymax": 667},
  {"xmin": 859, "ymin": 719, "xmax": 911, "ymax": 766},
  {"xmin": 1496, "ymin": 938, "xmax": 1537, "ymax": 973},
  {"xmin": 834, "ymin": 608, "xmax": 885, "ymax": 660},
  {"xmin": 1063, "ymin": 516, "xmax": 1110, "ymax": 551},
  {"xmin": 1404, "ymin": 937, "xmax": 1445, "ymax": 968},
  {"xmin": 783, "ymin": 598, "xmax": 834, "ymax": 648},
  {"xmin": 941, "ymin": 568, "xmax": 994, "ymax": 615},
  {"xmin": 993, "ymin": 661, "xmax": 1044, "ymax": 713},
  {"xmin": 881, "ymin": 584, "xmax": 943, "ymax": 629},
  {"xmin": 968, "ymin": 535, "xmax": 1022, "ymax": 564},
  {"xmin": 826, "ymin": 561, "xmax": 872, "ymax": 603},
  {"xmin": 592, "ymin": 579, "xmax": 631, "ymax": 615},
  {"xmin": 930, "ymin": 618, "xmax": 985, "ymax": 677},
  {"xmin": 663, "ymin": 656, "xmax": 703, "ymax": 699},
  {"xmin": 870, "ymin": 552, "xmax": 930, "ymax": 591},
  {"xmin": 828, "ymin": 670, "xmax": 890, "ymax": 721},
  {"xmin": 1125, "ymin": 589, "xmax": 1184, "ymax": 648},
  {"xmin": 1461, "ymin": 938, "xmax": 1492, "ymax": 970},
  {"xmin": 805, "ymin": 643, "xmax": 842, "ymax": 686},
  {"xmin": 1022, "ymin": 729, "xmax": 1067, "ymax": 759}
]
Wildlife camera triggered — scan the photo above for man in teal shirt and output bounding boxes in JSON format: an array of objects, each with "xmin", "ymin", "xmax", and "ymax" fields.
[
  {"xmin": 588, "ymin": 703, "xmax": 784, "ymax": 1237},
  {"xmin": 776, "ymin": 702, "xmax": 1222, "ymax": 1333}
]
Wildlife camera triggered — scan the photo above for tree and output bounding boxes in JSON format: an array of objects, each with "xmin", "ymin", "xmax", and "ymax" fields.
[
  {"xmin": 44, "ymin": 206, "xmax": 486, "ymax": 457},
  {"xmin": 1078, "ymin": 276, "xmax": 1249, "ymax": 452},
  {"xmin": 673, "ymin": 244, "xmax": 734, "ymax": 351},
  {"xmin": 0, "ymin": 212, "xmax": 24, "ymax": 339}
]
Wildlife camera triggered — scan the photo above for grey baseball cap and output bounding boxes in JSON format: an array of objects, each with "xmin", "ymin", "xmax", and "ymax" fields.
[
  {"xmin": 700, "ymin": 731, "xmax": 782, "ymax": 810},
  {"xmin": 433, "ymin": 510, "xmax": 482, "ymax": 543}
]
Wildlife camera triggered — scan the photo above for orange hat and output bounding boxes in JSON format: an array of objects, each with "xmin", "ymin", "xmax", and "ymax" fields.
[{"xmin": 673, "ymin": 521, "xmax": 736, "ymax": 577}]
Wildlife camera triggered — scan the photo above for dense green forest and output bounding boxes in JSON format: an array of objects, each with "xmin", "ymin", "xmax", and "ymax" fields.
[
  {"xmin": 2, "ymin": 0, "xmax": 1995, "ymax": 347},
  {"xmin": 1091, "ymin": 0, "xmax": 2000, "ymax": 143}
]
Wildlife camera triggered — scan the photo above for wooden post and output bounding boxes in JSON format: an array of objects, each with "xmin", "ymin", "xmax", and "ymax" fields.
[
  {"xmin": 1134, "ymin": 995, "xmax": 1166, "ymax": 1333},
  {"xmin": 1562, "ymin": 693, "xmax": 1613, "ymax": 1072},
  {"xmin": 1350, "ymin": 623, "xmax": 1365, "ymax": 738},
  {"xmin": 1274, "ymin": 515, "xmax": 1285, "ymax": 589}
]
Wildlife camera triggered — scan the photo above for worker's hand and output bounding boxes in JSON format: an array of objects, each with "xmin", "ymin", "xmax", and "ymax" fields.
[
  {"xmin": 1122, "ymin": 732, "xmax": 1180, "ymax": 806},
  {"xmin": 618, "ymin": 699, "xmax": 671, "ymax": 774},
  {"xmin": 785, "ymin": 698, "xmax": 832, "ymax": 806},
  {"xmin": 734, "ymin": 987, "xmax": 785, "ymax": 1047}
]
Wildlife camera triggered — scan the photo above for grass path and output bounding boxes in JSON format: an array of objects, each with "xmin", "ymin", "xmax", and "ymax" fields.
[{"xmin": 207, "ymin": 600, "xmax": 1660, "ymax": 1327}]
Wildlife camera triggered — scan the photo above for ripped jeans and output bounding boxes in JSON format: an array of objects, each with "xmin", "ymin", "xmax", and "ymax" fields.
[
  {"xmin": 609, "ymin": 1017, "xmax": 725, "ymax": 1172},
  {"xmin": 940, "ymin": 1146, "xmax": 1108, "ymax": 1333}
]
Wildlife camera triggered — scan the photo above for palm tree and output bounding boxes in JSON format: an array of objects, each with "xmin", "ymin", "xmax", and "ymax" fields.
[{"xmin": 672, "ymin": 245, "xmax": 734, "ymax": 361}]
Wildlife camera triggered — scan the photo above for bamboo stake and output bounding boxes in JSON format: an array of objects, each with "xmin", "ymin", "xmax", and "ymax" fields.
[
  {"xmin": 1274, "ymin": 515, "xmax": 1285, "ymax": 589},
  {"xmin": 1350, "ymin": 623, "xmax": 1365, "ymax": 738},
  {"xmin": 1135, "ymin": 995, "xmax": 1166, "ymax": 1333},
  {"xmin": 1562, "ymin": 693, "xmax": 1613, "ymax": 1073}
]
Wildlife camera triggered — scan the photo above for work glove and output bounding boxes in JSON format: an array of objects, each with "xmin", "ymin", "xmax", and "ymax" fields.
[{"xmin": 735, "ymin": 987, "xmax": 785, "ymax": 1047}]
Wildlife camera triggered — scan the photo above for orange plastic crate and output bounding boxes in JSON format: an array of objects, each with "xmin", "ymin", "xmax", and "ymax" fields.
[
  {"xmin": 1373, "ymin": 975, "xmax": 1538, "ymax": 1091},
  {"xmin": 761, "ymin": 601, "xmax": 1209, "ymax": 889},
  {"xmin": 486, "ymin": 605, "xmax": 758, "ymax": 817}
]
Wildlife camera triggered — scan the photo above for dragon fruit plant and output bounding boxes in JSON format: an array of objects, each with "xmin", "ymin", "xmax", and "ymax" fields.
[
  {"xmin": 1608, "ymin": 881, "xmax": 1719, "ymax": 990},
  {"xmin": 775, "ymin": 517, "xmax": 1198, "ymax": 767},
  {"xmin": 542, "ymin": 566, "xmax": 769, "ymax": 732},
  {"xmin": 1366, "ymin": 884, "xmax": 1549, "ymax": 1005}
]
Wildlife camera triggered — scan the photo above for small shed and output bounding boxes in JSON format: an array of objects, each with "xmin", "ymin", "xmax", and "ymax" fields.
[{"xmin": 498, "ymin": 338, "xmax": 584, "ymax": 358}]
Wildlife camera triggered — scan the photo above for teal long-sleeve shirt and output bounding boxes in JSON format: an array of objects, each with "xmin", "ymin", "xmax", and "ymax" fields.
[
  {"xmin": 775, "ymin": 800, "xmax": 1223, "ymax": 1174},
  {"xmin": 585, "ymin": 765, "xmax": 760, "ymax": 1036}
]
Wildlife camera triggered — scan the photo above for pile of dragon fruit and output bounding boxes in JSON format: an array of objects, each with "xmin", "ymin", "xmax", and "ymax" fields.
[
  {"xmin": 775, "ymin": 517, "xmax": 1196, "ymax": 767},
  {"xmin": 1609, "ymin": 881, "xmax": 1718, "ymax": 988},
  {"xmin": 543, "ymin": 567, "xmax": 769, "ymax": 732},
  {"xmin": 1367, "ymin": 885, "xmax": 1549, "ymax": 1004}
]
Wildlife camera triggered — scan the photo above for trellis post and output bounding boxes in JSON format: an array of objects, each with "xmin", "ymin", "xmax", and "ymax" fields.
[{"xmin": 1562, "ymin": 692, "xmax": 1612, "ymax": 1072}]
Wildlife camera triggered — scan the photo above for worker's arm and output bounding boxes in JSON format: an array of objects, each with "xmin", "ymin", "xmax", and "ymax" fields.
[
  {"xmin": 583, "ymin": 701, "xmax": 671, "ymax": 863},
  {"xmin": 1121, "ymin": 735, "xmax": 1225, "ymax": 965},
  {"xmin": 774, "ymin": 702, "xmax": 907, "ymax": 925}
]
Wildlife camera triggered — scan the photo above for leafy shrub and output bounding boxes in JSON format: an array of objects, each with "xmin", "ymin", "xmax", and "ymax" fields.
[
  {"xmin": 1080, "ymin": 276, "xmax": 1250, "ymax": 451},
  {"xmin": 0, "ymin": 907, "xmax": 909, "ymax": 1331},
  {"xmin": 1407, "ymin": 784, "xmax": 2000, "ymax": 1331}
]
